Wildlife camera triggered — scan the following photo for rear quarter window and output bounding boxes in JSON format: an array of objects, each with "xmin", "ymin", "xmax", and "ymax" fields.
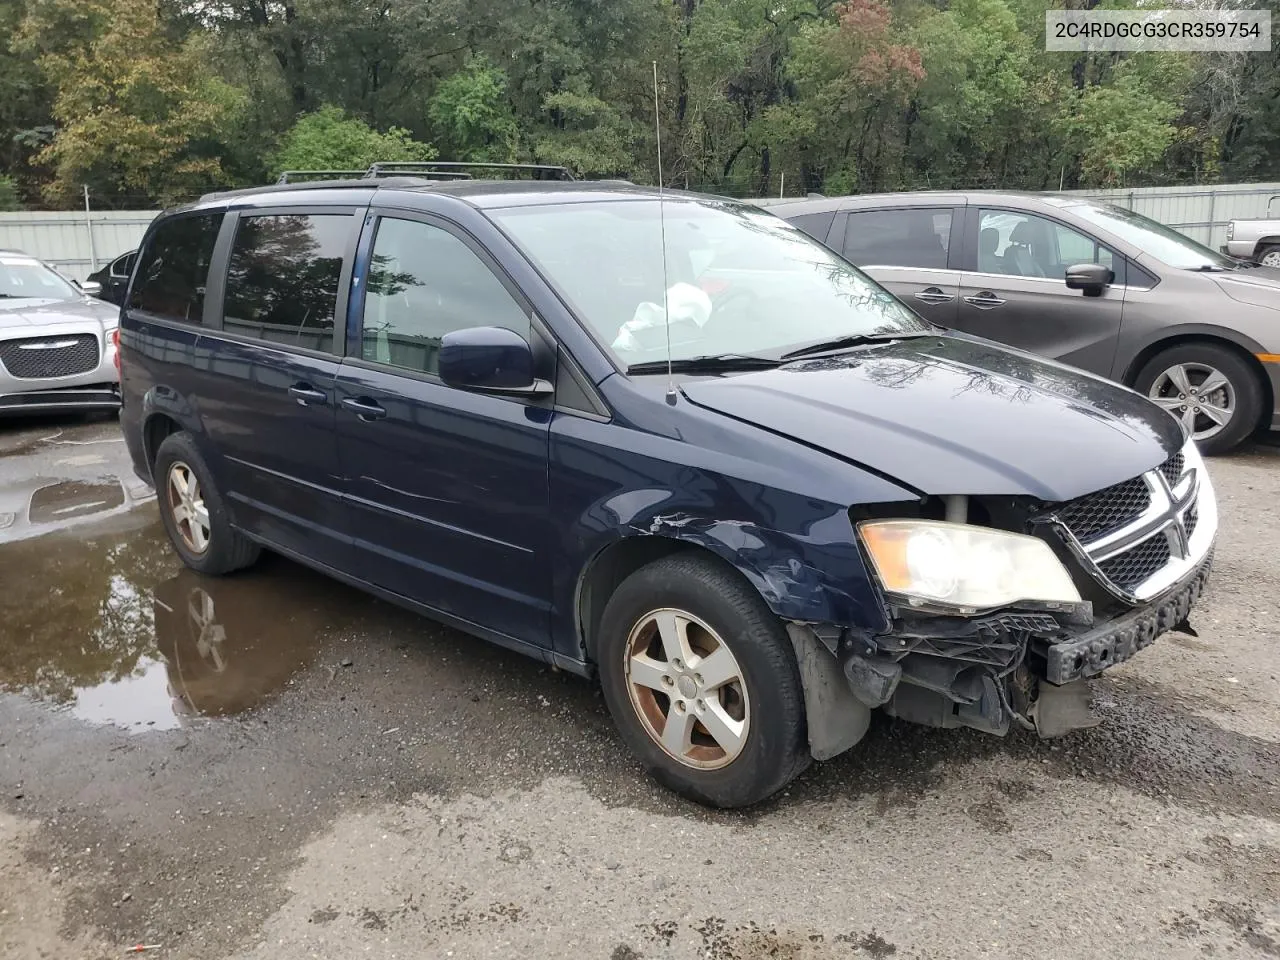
[
  {"xmin": 784, "ymin": 211, "xmax": 837, "ymax": 244},
  {"xmin": 843, "ymin": 207, "xmax": 952, "ymax": 269},
  {"xmin": 129, "ymin": 212, "xmax": 224, "ymax": 324}
]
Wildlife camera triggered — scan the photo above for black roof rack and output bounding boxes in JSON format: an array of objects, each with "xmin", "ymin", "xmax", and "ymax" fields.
[
  {"xmin": 276, "ymin": 170, "xmax": 367, "ymax": 184},
  {"xmin": 204, "ymin": 160, "xmax": 578, "ymax": 203},
  {"xmin": 363, "ymin": 161, "xmax": 575, "ymax": 181},
  {"xmin": 275, "ymin": 168, "xmax": 478, "ymax": 185}
]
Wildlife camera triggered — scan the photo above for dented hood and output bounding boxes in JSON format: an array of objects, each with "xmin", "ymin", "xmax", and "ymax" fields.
[{"xmin": 679, "ymin": 335, "xmax": 1182, "ymax": 503}]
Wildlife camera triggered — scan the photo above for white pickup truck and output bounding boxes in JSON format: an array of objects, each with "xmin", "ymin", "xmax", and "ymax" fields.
[{"xmin": 1224, "ymin": 201, "xmax": 1280, "ymax": 265}]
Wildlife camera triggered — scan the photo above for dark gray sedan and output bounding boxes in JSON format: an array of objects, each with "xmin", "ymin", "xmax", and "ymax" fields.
[{"xmin": 760, "ymin": 191, "xmax": 1280, "ymax": 454}]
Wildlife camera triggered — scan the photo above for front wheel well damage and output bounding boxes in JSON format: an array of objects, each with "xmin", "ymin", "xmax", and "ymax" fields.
[{"xmin": 577, "ymin": 536, "xmax": 716, "ymax": 664}]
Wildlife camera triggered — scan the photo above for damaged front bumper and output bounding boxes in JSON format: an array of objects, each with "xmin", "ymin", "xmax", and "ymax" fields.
[
  {"xmin": 820, "ymin": 552, "xmax": 1213, "ymax": 743},
  {"xmin": 1044, "ymin": 553, "xmax": 1211, "ymax": 684}
]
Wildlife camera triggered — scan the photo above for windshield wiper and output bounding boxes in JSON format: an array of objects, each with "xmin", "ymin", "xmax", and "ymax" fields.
[
  {"xmin": 627, "ymin": 354, "xmax": 782, "ymax": 375},
  {"xmin": 779, "ymin": 330, "xmax": 935, "ymax": 361}
]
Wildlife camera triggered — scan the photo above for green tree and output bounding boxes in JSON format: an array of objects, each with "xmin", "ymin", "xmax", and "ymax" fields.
[
  {"xmin": 271, "ymin": 105, "xmax": 435, "ymax": 176},
  {"xmin": 535, "ymin": 90, "xmax": 638, "ymax": 178},
  {"xmin": 18, "ymin": 0, "xmax": 247, "ymax": 206},
  {"xmin": 1060, "ymin": 71, "xmax": 1180, "ymax": 185},
  {"xmin": 0, "ymin": 176, "xmax": 21, "ymax": 211},
  {"xmin": 427, "ymin": 56, "xmax": 520, "ymax": 163}
]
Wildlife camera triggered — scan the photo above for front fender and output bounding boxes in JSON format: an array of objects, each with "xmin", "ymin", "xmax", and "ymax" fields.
[{"xmin": 568, "ymin": 485, "xmax": 892, "ymax": 662}]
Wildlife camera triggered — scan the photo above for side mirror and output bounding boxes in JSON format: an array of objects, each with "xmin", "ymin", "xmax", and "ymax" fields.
[
  {"xmin": 1064, "ymin": 262, "xmax": 1113, "ymax": 297},
  {"xmin": 80, "ymin": 280, "xmax": 103, "ymax": 297},
  {"xmin": 438, "ymin": 326, "xmax": 552, "ymax": 396}
]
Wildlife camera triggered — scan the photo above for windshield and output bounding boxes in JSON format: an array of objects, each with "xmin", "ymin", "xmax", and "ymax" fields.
[
  {"xmin": 0, "ymin": 254, "xmax": 80, "ymax": 300},
  {"xmin": 1065, "ymin": 202, "xmax": 1237, "ymax": 270},
  {"xmin": 489, "ymin": 198, "xmax": 929, "ymax": 367}
]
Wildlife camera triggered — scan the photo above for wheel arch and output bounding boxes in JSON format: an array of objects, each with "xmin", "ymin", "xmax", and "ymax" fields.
[
  {"xmin": 1122, "ymin": 332, "xmax": 1274, "ymax": 430},
  {"xmin": 142, "ymin": 412, "xmax": 182, "ymax": 477},
  {"xmin": 577, "ymin": 535, "xmax": 753, "ymax": 666},
  {"xmin": 1252, "ymin": 236, "xmax": 1280, "ymax": 257},
  {"xmin": 138, "ymin": 386, "xmax": 205, "ymax": 480}
]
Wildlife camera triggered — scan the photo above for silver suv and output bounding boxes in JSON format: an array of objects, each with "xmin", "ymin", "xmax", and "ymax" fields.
[
  {"xmin": 761, "ymin": 191, "xmax": 1280, "ymax": 455},
  {"xmin": 0, "ymin": 250, "xmax": 121, "ymax": 415}
]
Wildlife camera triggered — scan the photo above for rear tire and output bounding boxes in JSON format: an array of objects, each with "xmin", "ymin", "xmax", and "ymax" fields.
[
  {"xmin": 154, "ymin": 432, "xmax": 260, "ymax": 575},
  {"xmin": 1133, "ymin": 343, "xmax": 1263, "ymax": 455},
  {"xmin": 596, "ymin": 553, "xmax": 810, "ymax": 808}
]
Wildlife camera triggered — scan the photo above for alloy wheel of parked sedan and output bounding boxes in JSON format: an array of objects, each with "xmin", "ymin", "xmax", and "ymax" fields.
[
  {"xmin": 167, "ymin": 461, "xmax": 211, "ymax": 554},
  {"xmin": 624, "ymin": 608, "xmax": 751, "ymax": 770},
  {"xmin": 1147, "ymin": 362, "xmax": 1236, "ymax": 443}
]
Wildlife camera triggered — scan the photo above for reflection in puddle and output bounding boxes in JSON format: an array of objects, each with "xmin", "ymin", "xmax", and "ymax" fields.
[
  {"xmin": 0, "ymin": 474, "xmax": 154, "ymax": 543},
  {"xmin": 0, "ymin": 519, "xmax": 365, "ymax": 731},
  {"xmin": 71, "ymin": 657, "xmax": 182, "ymax": 731}
]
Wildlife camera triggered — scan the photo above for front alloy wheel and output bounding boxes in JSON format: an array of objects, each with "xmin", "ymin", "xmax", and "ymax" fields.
[
  {"xmin": 625, "ymin": 609, "xmax": 750, "ymax": 770},
  {"xmin": 1147, "ymin": 362, "xmax": 1235, "ymax": 444},
  {"xmin": 597, "ymin": 553, "xmax": 809, "ymax": 808}
]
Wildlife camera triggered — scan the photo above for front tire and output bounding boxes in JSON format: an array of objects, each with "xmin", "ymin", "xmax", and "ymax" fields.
[
  {"xmin": 154, "ymin": 432, "xmax": 260, "ymax": 575},
  {"xmin": 1134, "ymin": 343, "xmax": 1263, "ymax": 455},
  {"xmin": 596, "ymin": 553, "xmax": 810, "ymax": 808}
]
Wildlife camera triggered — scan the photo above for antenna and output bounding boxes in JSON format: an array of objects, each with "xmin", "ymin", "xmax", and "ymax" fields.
[{"xmin": 653, "ymin": 60, "xmax": 676, "ymax": 406}]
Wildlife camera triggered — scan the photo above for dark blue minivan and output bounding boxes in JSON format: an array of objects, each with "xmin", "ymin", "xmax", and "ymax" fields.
[{"xmin": 119, "ymin": 172, "xmax": 1217, "ymax": 807}]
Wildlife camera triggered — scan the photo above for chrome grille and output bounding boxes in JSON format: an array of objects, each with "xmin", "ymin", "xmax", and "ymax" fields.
[
  {"xmin": 1055, "ymin": 476, "xmax": 1150, "ymax": 542},
  {"xmin": 1158, "ymin": 452, "xmax": 1184, "ymax": 488},
  {"xmin": 1098, "ymin": 535, "xmax": 1171, "ymax": 590},
  {"xmin": 1042, "ymin": 447, "xmax": 1210, "ymax": 602},
  {"xmin": 0, "ymin": 334, "xmax": 99, "ymax": 379}
]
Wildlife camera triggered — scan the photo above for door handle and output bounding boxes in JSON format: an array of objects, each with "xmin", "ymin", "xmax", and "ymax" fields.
[
  {"xmin": 341, "ymin": 397, "xmax": 387, "ymax": 421},
  {"xmin": 288, "ymin": 383, "xmax": 328, "ymax": 405},
  {"xmin": 963, "ymin": 291, "xmax": 1007, "ymax": 308},
  {"xmin": 914, "ymin": 287, "xmax": 954, "ymax": 304}
]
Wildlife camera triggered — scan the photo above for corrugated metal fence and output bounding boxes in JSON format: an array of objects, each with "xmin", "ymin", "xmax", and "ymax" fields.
[
  {"xmin": 1, "ymin": 182, "xmax": 1279, "ymax": 279},
  {"xmin": 0, "ymin": 210, "xmax": 158, "ymax": 281},
  {"xmin": 1062, "ymin": 182, "xmax": 1280, "ymax": 250}
]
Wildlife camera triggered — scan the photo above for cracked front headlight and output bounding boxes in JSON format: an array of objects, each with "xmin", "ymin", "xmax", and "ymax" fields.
[{"xmin": 859, "ymin": 520, "xmax": 1082, "ymax": 611}]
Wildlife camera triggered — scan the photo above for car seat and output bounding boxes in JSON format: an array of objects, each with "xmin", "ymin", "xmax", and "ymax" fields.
[
  {"xmin": 978, "ymin": 228, "xmax": 1002, "ymax": 274},
  {"xmin": 906, "ymin": 216, "xmax": 947, "ymax": 268},
  {"xmin": 1004, "ymin": 221, "xmax": 1046, "ymax": 277}
]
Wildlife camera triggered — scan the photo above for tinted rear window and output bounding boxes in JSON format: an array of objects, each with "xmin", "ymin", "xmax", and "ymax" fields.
[
  {"xmin": 222, "ymin": 214, "xmax": 350, "ymax": 354},
  {"xmin": 785, "ymin": 211, "xmax": 836, "ymax": 243},
  {"xmin": 843, "ymin": 208, "xmax": 952, "ymax": 269},
  {"xmin": 129, "ymin": 213, "xmax": 224, "ymax": 323}
]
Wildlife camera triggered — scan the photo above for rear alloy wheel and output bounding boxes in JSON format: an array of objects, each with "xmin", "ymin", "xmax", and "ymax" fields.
[
  {"xmin": 167, "ymin": 461, "xmax": 211, "ymax": 555},
  {"xmin": 1135, "ymin": 343, "xmax": 1263, "ymax": 455},
  {"xmin": 597, "ymin": 553, "xmax": 809, "ymax": 808},
  {"xmin": 154, "ymin": 431, "xmax": 260, "ymax": 575}
]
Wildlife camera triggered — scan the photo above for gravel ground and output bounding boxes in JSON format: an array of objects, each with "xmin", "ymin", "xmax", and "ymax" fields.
[{"xmin": 0, "ymin": 417, "xmax": 1277, "ymax": 960}]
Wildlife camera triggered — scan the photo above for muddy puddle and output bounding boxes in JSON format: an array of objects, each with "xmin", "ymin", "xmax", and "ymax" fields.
[{"xmin": 0, "ymin": 518, "xmax": 366, "ymax": 732}]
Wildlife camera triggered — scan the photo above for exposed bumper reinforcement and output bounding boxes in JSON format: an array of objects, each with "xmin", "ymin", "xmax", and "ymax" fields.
[{"xmin": 1045, "ymin": 552, "xmax": 1212, "ymax": 685}]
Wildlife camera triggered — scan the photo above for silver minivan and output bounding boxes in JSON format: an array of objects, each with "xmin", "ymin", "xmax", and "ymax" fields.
[{"xmin": 761, "ymin": 192, "xmax": 1280, "ymax": 454}]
